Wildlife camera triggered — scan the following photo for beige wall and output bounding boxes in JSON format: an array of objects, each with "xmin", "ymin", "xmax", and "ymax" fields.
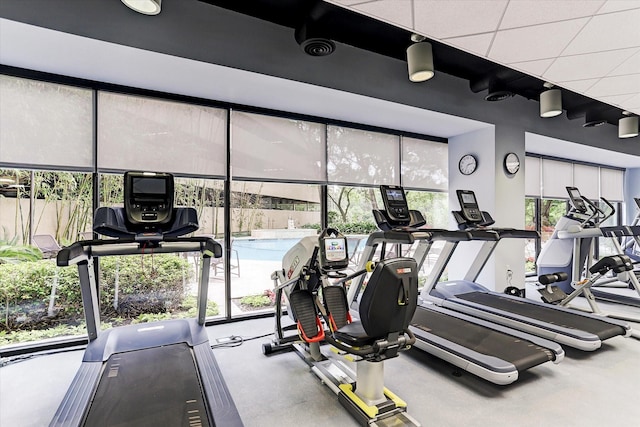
[
  {"xmin": 0, "ymin": 198, "xmax": 85, "ymax": 244},
  {"xmin": 1, "ymin": 198, "xmax": 319, "ymax": 243}
]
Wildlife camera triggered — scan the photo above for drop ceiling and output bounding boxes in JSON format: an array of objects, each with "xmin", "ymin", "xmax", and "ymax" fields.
[{"xmin": 327, "ymin": 0, "xmax": 640, "ymax": 116}]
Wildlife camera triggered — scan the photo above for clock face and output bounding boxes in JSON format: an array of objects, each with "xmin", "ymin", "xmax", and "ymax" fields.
[
  {"xmin": 459, "ymin": 154, "xmax": 477, "ymax": 175},
  {"xmin": 504, "ymin": 153, "xmax": 520, "ymax": 175}
]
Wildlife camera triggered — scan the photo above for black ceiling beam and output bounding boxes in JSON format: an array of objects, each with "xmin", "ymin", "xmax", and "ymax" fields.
[{"xmin": 200, "ymin": 0, "xmax": 628, "ymax": 127}]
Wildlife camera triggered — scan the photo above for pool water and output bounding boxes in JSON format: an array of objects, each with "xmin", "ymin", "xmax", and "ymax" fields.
[
  {"xmin": 233, "ymin": 238, "xmax": 299, "ymax": 261},
  {"xmin": 233, "ymin": 237, "xmax": 365, "ymax": 262}
]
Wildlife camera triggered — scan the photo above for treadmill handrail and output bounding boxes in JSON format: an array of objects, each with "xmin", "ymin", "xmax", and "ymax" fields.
[
  {"xmin": 57, "ymin": 236, "xmax": 222, "ymax": 267},
  {"xmin": 363, "ymin": 229, "xmax": 472, "ymax": 247},
  {"xmin": 600, "ymin": 225, "xmax": 638, "ymax": 238}
]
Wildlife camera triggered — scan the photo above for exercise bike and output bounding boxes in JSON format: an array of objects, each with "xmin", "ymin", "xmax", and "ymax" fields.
[{"xmin": 263, "ymin": 228, "xmax": 421, "ymax": 426}]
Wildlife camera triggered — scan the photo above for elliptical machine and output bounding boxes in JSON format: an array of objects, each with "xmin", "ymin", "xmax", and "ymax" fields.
[{"xmin": 263, "ymin": 228, "xmax": 421, "ymax": 426}]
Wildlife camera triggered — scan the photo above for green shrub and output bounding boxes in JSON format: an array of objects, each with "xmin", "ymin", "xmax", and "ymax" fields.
[
  {"xmin": 0, "ymin": 253, "xmax": 192, "ymax": 332},
  {"xmin": 0, "ymin": 323, "xmax": 88, "ymax": 346},
  {"xmin": 0, "ymin": 260, "xmax": 82, "ymax": 330},
  {"xmin": 98, "ymin": 254, "xmax": 192, "ymax": 317},
  {"xmin": 239, "ymin": 294, "xmax": 272, "ymax": 307},
  {"xmin": 329, "ymin": 221, "xmax": 378, "ymax": 234},
  {"xmin": 0, "ymin": 241, "xmax": 42, "ymax": 264}
]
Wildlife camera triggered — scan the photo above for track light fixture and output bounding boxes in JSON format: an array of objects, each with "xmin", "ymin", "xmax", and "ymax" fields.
[
  {"xmin": 407, "ymin": 35, "xmax": 434, "ymax": 82},
  {"xmin": 619, "ymin": 112, "xmax": 639, "ymax": 139},
  {"xmin": 540, "ymin": 83, "xmax": 562, "ymax": 118},
  {"xmin": 121, "ymin": 0, "xmax": 161, "ymax": 15}
]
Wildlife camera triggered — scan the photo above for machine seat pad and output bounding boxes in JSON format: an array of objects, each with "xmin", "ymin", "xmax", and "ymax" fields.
[{"xmin": 333, "ymin": 321, "xmax": 375, "ymax": 348}]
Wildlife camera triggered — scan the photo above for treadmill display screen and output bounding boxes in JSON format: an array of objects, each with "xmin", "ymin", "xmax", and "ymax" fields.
[
  {"xmin": 124, "ymin": 171, "xmax": 174, "ymax": 226},
  {"xmin": 380, "ymin": 185, "xmax": 410, "ymax": 224},
  {"xmin": 386, "ymin": 188, "xmax": 404, "ymax": 201},
  {"xmin": 461, "ymin": 192, "xmax": 476, "ymax": 205},
  {"xmin": 132, "ymin": 177, "xmax": 166, "ymax": 196},
  {"xmin": 456, "ymin": 190, "xmax": 483, "ymax": 223}
]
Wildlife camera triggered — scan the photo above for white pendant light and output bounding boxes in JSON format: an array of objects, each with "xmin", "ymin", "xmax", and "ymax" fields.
[
  {"xmin": 540, "ymin": 88, "xmax": 562, "ymax": 118},
  {"xmin": 121, "ymin": 0, "xmax": 161, "ymax": 15},
  {"xmin": 407, "ymin": 40, "xmax": 434, "ymax": 82},
  {"xmin": 619, "ymin": 115, "xmax": 639, "ymax": 139}
]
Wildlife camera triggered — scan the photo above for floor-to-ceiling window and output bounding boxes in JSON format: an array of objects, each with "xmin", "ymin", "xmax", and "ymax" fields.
[
  {"xmin": 0, "ymin": 75, "xmax": 93, "ymax": 346},
  {"xmin": 229, "ymin": 111, "xmax": 323, "ymax": 316},
  {"xmin": 525, "ymin": 155, "xmax": 625, "ymax": 271},
  {"xmin": 97, "ymin": 92, "xmax": 228, "ymax": 321},
  {"xmin": 0, "ymin": 71, "xmax": 449, "ymax": 347}
]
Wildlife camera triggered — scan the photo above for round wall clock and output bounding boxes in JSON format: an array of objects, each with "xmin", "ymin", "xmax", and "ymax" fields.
[
  {"xmin": 458, "ymin": 154, "xmax": 477, "ymax": 175},
  {"xmin": 504, "ymin": 152, "xmax": 520, "ymax": 175}
]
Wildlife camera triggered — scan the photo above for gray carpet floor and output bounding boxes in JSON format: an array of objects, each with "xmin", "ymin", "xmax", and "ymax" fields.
[{"xmin": 2, "ymin": 309, "xmax": 639, "ymax": 427}]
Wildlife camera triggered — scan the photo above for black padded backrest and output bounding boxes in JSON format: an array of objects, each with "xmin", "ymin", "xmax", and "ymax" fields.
[{"xmin": 359, "ymin": 257, "xmax": 418, "ymax": 338}]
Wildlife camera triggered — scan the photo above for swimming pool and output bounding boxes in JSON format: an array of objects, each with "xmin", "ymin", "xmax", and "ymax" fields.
[
  {"xmin": 233, "ymin": 236, "xmax": 365, "ymax": 262},
  {"xmin": 233, "ymin": 238, "xmax": 300, "ymax": 261}
]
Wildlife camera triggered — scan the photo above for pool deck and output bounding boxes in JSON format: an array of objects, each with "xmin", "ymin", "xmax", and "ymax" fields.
[{"xmin": 203, "ymin": 259, "xmax": 282, "ymax": 316}]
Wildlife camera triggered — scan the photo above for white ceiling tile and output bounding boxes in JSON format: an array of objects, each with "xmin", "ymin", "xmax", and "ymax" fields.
[
  {"xmin": 597, "ymin": 93, "xmax": 635, "ymax": 108},
  {"xmin": 559, "ymin": 78, "xmax": 600, "ymax": 92},
  {"xmin": 609, "ymin": 49, "xmax": 640, "ymax": 76},
  {"xmin": 350, "ymin": 0, "xmax": 414, "ymax": 30},
  {"xmin": 543, "ymin": 48, "xmax": 638, "ymax": 82},
  {"xmin": 623, "ymin": 93, "xmax": 640, "ymax": 108},
  {"xmin": 500, "ymin": 0, "xmax": 605, "ymax": 30},
  {"xmin": 510, "ymin": 58, "xmax": 555, "ymax": 76},
  {"xmin": 585, "ymin": 73, "xmax": 640, "ymax": 96},
  {"xmin": 563, "ymin": 8, "xmax": 640, "ymax": 55},
  {"xmin": 413, "ymin": 0, "xmax": 508, "ymax": 39},
  {"xmin": 442, "ymin": 33, "xmax": 494, "ymax": 57},
  {"xmin": 489, "ymin": 18, "xmax": 589, "ymax": 63},
  {"xmin": 596, "ymin": 0, "xmax": 640, "ymax": 14}
]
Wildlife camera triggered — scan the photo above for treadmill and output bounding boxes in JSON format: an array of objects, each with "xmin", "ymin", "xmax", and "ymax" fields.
[
  {"xmin": 50, "ymin": 172, "xmax": 243, "ymax": 427},
  {"xmin": 424, "ymin": 189, "xmax": 630, "ymax": 352},
  {"xmin": 346, "ymin": 185, "xmax": 564, "ymax": 386}
]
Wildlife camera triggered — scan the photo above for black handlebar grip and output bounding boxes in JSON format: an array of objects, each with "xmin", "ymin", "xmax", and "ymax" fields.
[
  {"xmin": 538, "ymin": 274, "xmax": 557, "ymax": 285},
  {"xmin": 554, "ymin": 272, "xmax": 569, "ymax": 282}
]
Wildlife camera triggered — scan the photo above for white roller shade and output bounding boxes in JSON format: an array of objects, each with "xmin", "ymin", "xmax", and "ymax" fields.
[
  {"xmin": 401, "ymin": 137, "xmax": 447, "ymax": 190},
  {"xmin": 98, "ymin": 92, "xmax": 226, "ymax": 176},
  {"xmin": 231, "ymin": 111, "xmax": 325, "ymax": 181},
  {"xmin": 600, "ymin": 168, "xmax": 624, "ymax": 202},
  {"xmin": 542, "ymin": 159, "xmax": 573, "ymax": 199},
  {"xmin": 525, "ymin": 156, "xmax": 541, "ymax": 197},
  {"xmin": 327, "ymin": 126, "xmax": 399, "ymax": 185},
  {"xmin": 573, "ymin": 164, "xmax": 599, "ymax": 200},
  {"xmin": 0, "ymin": 75, "xmax": 93, "ymax": 168}
]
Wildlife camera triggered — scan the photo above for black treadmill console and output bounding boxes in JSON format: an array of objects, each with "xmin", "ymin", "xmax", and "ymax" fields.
[
  {"xmin": 124, "ymin": 171, "xmax": 174, "ymax": 227},
  {"xmin": 456, "ymin": 190, "xmax": 483, "ymax": 223},
  {"xmin": 566, "ymin": 187, "xmax": 587, "ymax": 213},
  {"xmin": 380, "ymin": 185, "xmax": 411, "ymax": 224}
]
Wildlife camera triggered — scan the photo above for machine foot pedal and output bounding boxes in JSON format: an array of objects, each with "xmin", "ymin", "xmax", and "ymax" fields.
[
  {"xmin": 289, "ymin": 289, "xmax": 324, "ymax": 342},
  {"xmin": 323, "ymin": 286, "xmax": 351, "ymax": 330}
]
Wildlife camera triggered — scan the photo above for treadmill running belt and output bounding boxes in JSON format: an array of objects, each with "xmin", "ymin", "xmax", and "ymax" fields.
[
  {"xmin": 85, "ymin": 343, "xmax": 210, "ymax": 427},
  {"xmin": 456, "ymin": 292, "xmax": 626, "ymax": 340},
  {"xmin": 412, "ymin": 308, "xmax": 554, "ymax": 371},
  {"xmin": 590, "ymin": 288, "xmax": 640, "ymax": 308}
]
